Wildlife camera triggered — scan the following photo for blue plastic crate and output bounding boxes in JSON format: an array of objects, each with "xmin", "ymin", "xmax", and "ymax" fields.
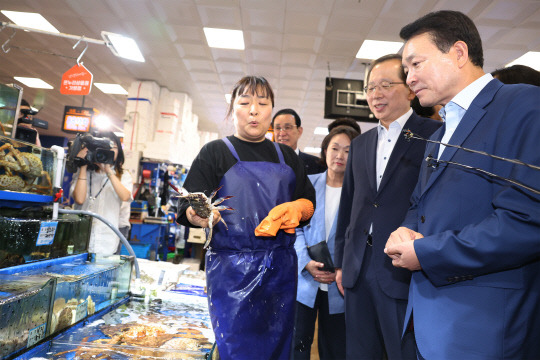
[
  {"xmin": 120, "ymin": 243, "xmax": 151, "ymax": 259},
  {"xmin": 129, "ymin": 223, "xmax": 167, "ymax": 260}
]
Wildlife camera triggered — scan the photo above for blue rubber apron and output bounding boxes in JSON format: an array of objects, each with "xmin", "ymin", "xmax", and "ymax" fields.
[{"xmin": 206, "ymin": 137, "xmax": 297, "ymax": 360}]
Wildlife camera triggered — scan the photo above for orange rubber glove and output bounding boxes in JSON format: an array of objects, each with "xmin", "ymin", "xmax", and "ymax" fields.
[{"xmin": 254, "ymin": 199, "xmax": 314, "ymax": 237}]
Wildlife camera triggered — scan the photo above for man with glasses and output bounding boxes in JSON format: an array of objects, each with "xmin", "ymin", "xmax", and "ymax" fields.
[
  {"xmin": 334, "ymin": 54, "xmax": 440, "ymax": 359},
  {"xmin": 272, "ymin": 108, "xmax": 326, "ymax": 175}
]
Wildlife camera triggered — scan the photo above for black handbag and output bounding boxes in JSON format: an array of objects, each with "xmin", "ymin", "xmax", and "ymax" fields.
[{"xmin": 307, "ymin": 241, "xmax": 335, "ymax": 272}]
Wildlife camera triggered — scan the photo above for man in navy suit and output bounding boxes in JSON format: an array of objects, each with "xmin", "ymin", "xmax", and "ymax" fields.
[
  {"xmin": 386, "ymin": 11, "xmax": 540, "ymax": 359},
  {"xmin": 273, "ymin": 108, "xmax": 326, "ymax": 175},
  {"xmin": 334, "ymin": 54, "xmax": 441, "ymax": 359}
]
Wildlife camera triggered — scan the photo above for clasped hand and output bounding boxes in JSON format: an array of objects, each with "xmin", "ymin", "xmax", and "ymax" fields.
[
  {"xmin": 384, "ymin": 227, "xmax": 423, "ymax": 271},
  {"xmin": 305, "ymin": 260, "xmax": 335, "ymax": 284}
]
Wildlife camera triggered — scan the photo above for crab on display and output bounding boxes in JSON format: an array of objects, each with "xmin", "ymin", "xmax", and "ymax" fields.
[{"xmin": 0, "ymin": 143, "xmax": 52, "ymax": 195}]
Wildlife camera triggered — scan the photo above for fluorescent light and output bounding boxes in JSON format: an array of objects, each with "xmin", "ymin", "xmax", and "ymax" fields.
[
  {"xmin": 1, "ymin": 10, "xmax": 60, "ymax": 33},
  {"xmin": 304, "ymin": 147, "xmax": 321, "ymax": 154},
  {"xmin": 14, "ymin": 77, "xmax": 53, "ymax": 89},
  {"xmin": 356, "ymin": 40, "xmax": 403, "ymax": 60},
  {"xmin": 101, "ymin": 31, "xmax": 145, "ymax": 62},
  {"xmin": 225, "ymin": 94, "xmax": 232, "ymax": 104},
  {"xmin": 204, "ymin": 28, "xmax": 245, "ymax": 50},
  {"xmin": 94, "ymin": 83, "xmax": 128, "ymax": 95},
  {"xmin": 314, "ymin": 127, "xmax": 329, "ymax": 135},
  {"xmin": 506, "ymin": 51, "xmax": 540, "ymax": 71}
]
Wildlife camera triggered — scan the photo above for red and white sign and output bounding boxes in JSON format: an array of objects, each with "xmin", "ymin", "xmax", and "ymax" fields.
[{"xmin": 60, "ymin": 64, "xmax": 93, "ymax": 95}]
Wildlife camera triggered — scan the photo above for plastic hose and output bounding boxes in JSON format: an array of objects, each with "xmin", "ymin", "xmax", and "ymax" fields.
[{"xmin": 58, "ymin": 208, "xmax": 140, "ymax": 278}]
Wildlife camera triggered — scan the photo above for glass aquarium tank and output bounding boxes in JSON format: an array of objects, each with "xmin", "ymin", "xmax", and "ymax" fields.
[
  {"xmin": 10, "ymin": 255, "xmax": 133, "ymax": 336},
  {"xmin": 19, "ymin": 298, "xmax": 215, "ymax": 359},
  {"xmin": 0, "ymin": 274, "xmax": 56, "ymax": 359},
  {"xmin": 0, "ymin": 134, "xmax": 56, "ymax": 199},
  {"xmin": 0, "ymin": 83, "xmax": 22, "ymax": 139},
  {"xmin": 0, "ymin": 209, "xmax": 91, "ymax": 269}
]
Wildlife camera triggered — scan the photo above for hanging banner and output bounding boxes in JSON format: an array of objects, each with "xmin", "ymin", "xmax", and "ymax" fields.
[{"xmin": 60, "ymin": 64, "xmax": 93, "ymax": 95}]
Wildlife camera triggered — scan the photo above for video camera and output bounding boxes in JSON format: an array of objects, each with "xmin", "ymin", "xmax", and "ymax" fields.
[
  {"xmin": 15, "ymin": 107, "xmax": 49, "ymax": 145},
  {"xmin": 66, "ymin": 133, "xmax": 116, "ymax": 173},
  {"xmin": 18, "ymin": 107, "xmax": 48, "ymax": 129}
]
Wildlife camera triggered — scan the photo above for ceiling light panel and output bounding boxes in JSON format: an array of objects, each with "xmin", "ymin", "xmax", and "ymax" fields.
[
  {"xmin": 101, "ymin": 31, "xmax": 145, "ymax": 62},
  {"xmin": 94, "ymin": 83, "xmax": 128, "ymax": 95},
  {"xmin": 506, "ymin": 51, "xmax": 540, "ymax": 71},
  {"xmin": 1, "ymin": 10, "xmax": 60, "ymax": 33},
  {"xmin": 356, "ymin": 40, "xmax": 403, "ymax": 60},
  {"xmin": 14, "ymin": 77, "xmax": 53, "ymax": 89},
  {"xmin": 203, "ymin": 28, "xmax": 245, "ymax": 50}
]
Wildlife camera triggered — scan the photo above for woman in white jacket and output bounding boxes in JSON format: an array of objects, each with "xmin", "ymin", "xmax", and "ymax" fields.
[
  {"xmin": 294, "ymin": 125, "xmax": 360, "ymax": 359},
  {"xmin": 70, "ymin": 131, "xmax": 133, "ymax": 255}
]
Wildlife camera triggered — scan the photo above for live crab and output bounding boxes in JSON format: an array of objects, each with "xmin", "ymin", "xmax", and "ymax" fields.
[
  {"xmin": 176, "ymin": 185, "xmax": 234, "ymax": 249},
  {"xmin": 0, "ymin": 143, "xmax": 52, "ymax": 194}
]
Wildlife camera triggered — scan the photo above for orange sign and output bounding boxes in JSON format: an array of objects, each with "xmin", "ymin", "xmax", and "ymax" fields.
[{"xmin": 60, "ymin": 64, "xmax": 93, "ymax": 95}]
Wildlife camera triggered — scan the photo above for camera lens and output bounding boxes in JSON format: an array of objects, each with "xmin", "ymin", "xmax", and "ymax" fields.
[{"xmin": 95, "ymin": 150, "xmax": 107, "ymax": 163}]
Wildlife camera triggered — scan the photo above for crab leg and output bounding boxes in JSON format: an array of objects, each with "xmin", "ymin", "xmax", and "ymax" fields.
[
  {"xmin": 213, "ymin": 196, "xmax": 234, "ymax": 206},
  {"xmin": 208, "ymin": 185, "xmax": 224, "ymax": 199},
  {"xmin": 204, "ymin": 210, "xmax": 215, "ymax": 249}
]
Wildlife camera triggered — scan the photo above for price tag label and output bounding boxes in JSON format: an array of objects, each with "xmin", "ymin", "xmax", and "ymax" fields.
[
  {"xmin": 27, "ymin": 323, "xmax": 47, "ymax": 347},
  {"xmin": 36, "ymin": 221, "xmax": 58, "ymax": 246},
  {"xmin": 74, "ymin": 300, "xmax": 88, "ymax": 323}
]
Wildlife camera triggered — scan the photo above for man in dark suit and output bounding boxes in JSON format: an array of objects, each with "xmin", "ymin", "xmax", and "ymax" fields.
[
  {"xmin": 334, "ymin": 54, "xmax": 441, "ymax": 359},
  {"xmin": 272, "ymin": 108, "xmax": 326, "ymax": 175},
  {"xmin": 385, "ymin": 11, "xmax": 540, "ymax": 359}
]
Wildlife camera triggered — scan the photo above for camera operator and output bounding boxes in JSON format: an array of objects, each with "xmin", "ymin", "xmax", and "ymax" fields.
[
  {"xmin": 17, "ymin": 99, "xmax": 41, "ymax": 147},
  {"xmin": 69, "ymin": 131, "xmax": 133, "ymax": 255}
]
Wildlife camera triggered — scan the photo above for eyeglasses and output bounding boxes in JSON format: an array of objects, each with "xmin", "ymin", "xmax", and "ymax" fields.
[
  {"xmin": 274, "ymin": 125, "xmax": 298, "ymax": 132},
  {"xmin": 364, "ymin": 81, "xmax": 405, "ymax": 94}
]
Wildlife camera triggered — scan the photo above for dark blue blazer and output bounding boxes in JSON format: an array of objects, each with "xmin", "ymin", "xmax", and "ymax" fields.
[
  {"xmin": 299, "ymin": 151, "xmax": 326, "ymax": 175},
  {"xmin": 334, "ymin": 112, "xmax": 441, "ymax": 299},
  {"xmin": 402, "ymin": 79, "xmax": 540, "ymax": 359}
]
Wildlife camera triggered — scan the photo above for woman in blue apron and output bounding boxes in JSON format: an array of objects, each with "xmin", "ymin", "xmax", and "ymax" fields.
[{"xmin": 177, "ymin": 76, "xmax": 315, "ymax": 359}]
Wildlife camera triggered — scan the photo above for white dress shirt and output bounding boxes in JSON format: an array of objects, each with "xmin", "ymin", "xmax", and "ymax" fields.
[
  {"xmin": 376, "ymin": 108, "xmax": 412, "ymax": 189},
  {"xmin": 438, "ymin": 73, "xmax": 493, "ymax": 158}
]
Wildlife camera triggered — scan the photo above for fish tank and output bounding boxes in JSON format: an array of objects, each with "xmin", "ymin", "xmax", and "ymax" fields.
[
  {"xmin": 0, "ymin": 274, "xmax": 56, "ymax": 359},
  {"xmin": 0, "ymin": 209, "xmax": 92, "ymax": 269},
  {"xmin": 19, "ymin": 297, "xmax": 215, "ymax": 359},
  {"xmin": 0, "ymin": 83, "xmax": 22, "ymax": 139},
  {"xmin": 8, "ymin": 254, "xmax": 133, "ymax": 336},
  {"xmin": 0, "ymin": 134, "xmax": 56, "ymax": 201}
]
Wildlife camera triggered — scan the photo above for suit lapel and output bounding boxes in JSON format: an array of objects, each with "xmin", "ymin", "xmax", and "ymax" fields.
[
  {"xmin": 420, "ymin": 128, "xmax": 443, "ymax": 186},
  {"xmin": 365, "ymin": 130, "xmax": 378, "ymax": 192},
  {"xmin": 377, "ymin": 114, "xmax": 418, "ymax": 193},
  {"xmin": 420, "ymin": 79, "xmax": 501, "ymax": 197}
]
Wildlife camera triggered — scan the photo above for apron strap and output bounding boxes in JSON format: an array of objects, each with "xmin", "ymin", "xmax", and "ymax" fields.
[
  {"xmin": 273, "ymin": 142, "xmax": 286, "ymax": 164},
  {"xmin": 223, "ymin": 137, "xmax": 286, "ymax": 165},
  {"xmin": 222, "ymin": 137, "xmax": 240, "ymax": 161}
]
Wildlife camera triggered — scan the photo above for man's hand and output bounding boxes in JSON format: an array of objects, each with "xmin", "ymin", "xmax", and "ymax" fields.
[
  {"xmin": 305, "ymin": 260, "xmax": 335, "ymax": 284},
  {"xmin": 336, "ymin": 268, "xmax": 344, "ymax": 296},
  {"xmin": 186, "ymin": 207, "xmax": 221, "ymax": 228},
  {"xmin": 384, "ymin": 227, "xmax": 423, "ymax": 271}
]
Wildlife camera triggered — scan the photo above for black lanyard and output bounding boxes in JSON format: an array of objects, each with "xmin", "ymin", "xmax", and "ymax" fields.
[{"xmin": 89, "ymin": 172, "xmax": 109, "ymax": 199}]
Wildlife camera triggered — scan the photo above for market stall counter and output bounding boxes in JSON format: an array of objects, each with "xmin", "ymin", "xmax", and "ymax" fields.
[{"xmin": 11, "ymin": 259, "xmax": 216, "ymax": 360}]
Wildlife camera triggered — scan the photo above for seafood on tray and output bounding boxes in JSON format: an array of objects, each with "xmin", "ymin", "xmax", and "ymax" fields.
[
  {"xmin": 54, "ymin": 322, "xmax": 212, "ymax": 359},
  {"xmin": 170, "ymin": 183, "xmax": 234, "ymax": 249}
]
